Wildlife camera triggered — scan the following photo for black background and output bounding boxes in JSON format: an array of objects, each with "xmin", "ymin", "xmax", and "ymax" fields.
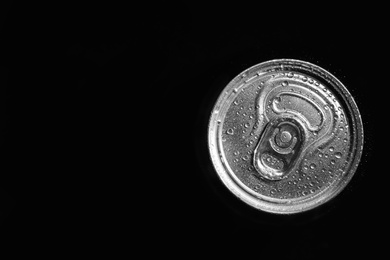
[{"xmin": 0, "ymin": 2, "xmax": 387, "ymax": 256}]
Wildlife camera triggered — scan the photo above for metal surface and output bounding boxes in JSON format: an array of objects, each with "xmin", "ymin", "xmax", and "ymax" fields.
[{"xmin": 208, "ymin": 59, "xmax": 364, "ymax": 214}]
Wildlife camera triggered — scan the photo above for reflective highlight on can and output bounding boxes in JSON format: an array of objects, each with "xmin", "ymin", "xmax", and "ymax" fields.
[{"xmin": 208, "ymin": 59, "xmax": 364, "ymax": 214}]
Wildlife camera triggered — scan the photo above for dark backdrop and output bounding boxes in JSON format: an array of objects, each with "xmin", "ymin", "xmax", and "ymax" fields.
[{"xmin": 0, "ymin": 2, "xmax": 386, "ymax": 257}]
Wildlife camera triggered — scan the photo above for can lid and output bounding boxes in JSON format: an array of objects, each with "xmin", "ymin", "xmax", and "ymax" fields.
[{"xmin": 208, "ymin": 59, "xmax": 364, "ymax": 214}]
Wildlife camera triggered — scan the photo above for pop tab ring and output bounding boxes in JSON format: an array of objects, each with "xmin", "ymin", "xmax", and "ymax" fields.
[{"xmin": 208, "ymin": 59, "xmax": 364, "ymax": 214}]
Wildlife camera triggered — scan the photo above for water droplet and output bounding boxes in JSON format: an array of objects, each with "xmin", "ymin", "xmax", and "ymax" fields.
[
  {"xmin": 302, "ymin": 76, "xmax": 308, "ymax": 82},
  {"xmin": 226, "ymin": 128, "xmax": 234, "ymax": 135},
  {"xmin": 310, "ymin": 163, "xmax": 316, "ymax": 170},
  {"xmin": 339, "ymin": 126, "xmax": 344, "ymax": 131},
  {"xmin": 343, "ymin": 138, "xmax": 348, "ymax": 143},
  {"xmin": 234, "ymin": 100, "xmax": 239, "ymax": 105},
  {"xmin": 330, "ymin": 160, "xmax": 335, "ymax": 165},
  {"xmin": 324, "ymin": 105, "xmax": 329, "ymax": 110},
  {"xmin": 244, "ymin": 123, "xmax": 250, "ymax": 128},
  {"xmin": 335, "ymin": 152, "xmax": 342, "ymax": 159},
  {"xmin": 233, "ymin": 151, "xmax": 240, "ymax": 156},
  {"xmin": 329, "ymin": 147, "xmax": 334, "ymax": 152},
  {"xmin": 242, "ymin": 155, "xmax": 249, "ymax": 161},
  {"xmin": 287, "ymin": 72, "xmax": 293, "ymax": 78},
  {"xmin": 308, "ymin": 78, "xmax": 314, "ymax": 84},
  {"xmin": 281, "ymin": 81, "xmax": 289, "ymax": 87}
]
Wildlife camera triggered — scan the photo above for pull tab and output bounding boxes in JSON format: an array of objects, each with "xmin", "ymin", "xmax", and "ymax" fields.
[{"xmin": 253, "ymin": 118, "xmax": 304, "ymax": 180}]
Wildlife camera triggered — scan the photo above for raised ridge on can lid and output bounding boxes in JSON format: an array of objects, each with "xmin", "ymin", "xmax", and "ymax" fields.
[{"xmin": 208, "ymin": 59, "xmax": 364, "ymax": 214}]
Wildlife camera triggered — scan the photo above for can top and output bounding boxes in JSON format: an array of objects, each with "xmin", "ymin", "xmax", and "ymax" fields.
[{"xmin": 208, "ymin": 59, "xmax": 364, "ymax": 214}]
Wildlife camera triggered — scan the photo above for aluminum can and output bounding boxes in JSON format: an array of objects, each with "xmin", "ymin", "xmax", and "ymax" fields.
[{"xmin": 208, "ymin": 59, "xmax": 364, "ymax": 214}]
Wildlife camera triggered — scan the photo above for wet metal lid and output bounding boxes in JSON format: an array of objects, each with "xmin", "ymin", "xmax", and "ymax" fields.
[{"xmin": 208, "ymin": 59, "xmax": 364, "ymax": 214}]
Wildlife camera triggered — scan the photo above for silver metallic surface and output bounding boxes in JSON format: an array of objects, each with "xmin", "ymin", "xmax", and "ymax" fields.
[{"xmin": 208, "ymin": 59, "xmax": 364, "ymax": 214}]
